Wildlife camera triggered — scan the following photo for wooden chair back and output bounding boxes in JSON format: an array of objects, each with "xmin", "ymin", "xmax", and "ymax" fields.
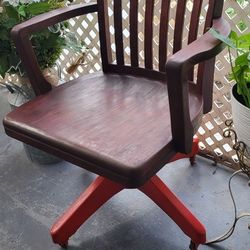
[{"xmin": 98, "ymin": 0, "xmax": 224, "ymax": 85}]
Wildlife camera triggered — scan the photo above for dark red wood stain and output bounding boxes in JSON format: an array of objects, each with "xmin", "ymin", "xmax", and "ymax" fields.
[{"xmin": 5, "ymin": 0, "xmax": 230, "ymax": 187}]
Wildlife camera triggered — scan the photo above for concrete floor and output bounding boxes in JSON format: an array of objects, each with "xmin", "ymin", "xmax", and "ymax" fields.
[{"xmin": 0, "ymin": 87, "xmax": 250, "ymax": 250}]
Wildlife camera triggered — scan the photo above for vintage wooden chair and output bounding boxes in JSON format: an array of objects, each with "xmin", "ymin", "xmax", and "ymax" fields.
[{"xmin": 3, "ymin": 0, "xmax": 230, "ymax": 249}]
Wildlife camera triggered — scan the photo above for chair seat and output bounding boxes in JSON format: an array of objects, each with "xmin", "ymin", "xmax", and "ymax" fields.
[{"xmin": 4, "ymin": 72, "xmax": 202, "ymax": 187}]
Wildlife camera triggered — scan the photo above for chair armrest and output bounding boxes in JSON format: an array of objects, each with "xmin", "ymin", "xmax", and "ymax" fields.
[
  {"xmin": 11, "ymin": 3, "xmax": 98, "ymax": 95},
  {"xmin": 166, "ymin": 18, "xmax": 230, "ymax": 154}
]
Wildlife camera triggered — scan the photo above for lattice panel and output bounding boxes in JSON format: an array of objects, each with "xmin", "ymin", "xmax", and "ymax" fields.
[
  {"xmin": 57, "ymin": 1, "xmax": 101, "ymax": 81},
  {"xmin": 64, "ymin": 0, "xmax": 213, "ymax": 75},
  {"xmin": 198, "ymin": 0, "xmax": 250, "ymax": 169}
]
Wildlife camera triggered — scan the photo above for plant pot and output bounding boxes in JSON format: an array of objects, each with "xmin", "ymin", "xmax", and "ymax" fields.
[
  {"xmin": 231, "ymin": 84, "xmax": 250, "ymax": 151},
  {"xmin": 7, "ymin": 74, "xmax": 62, "ymax": 165}
]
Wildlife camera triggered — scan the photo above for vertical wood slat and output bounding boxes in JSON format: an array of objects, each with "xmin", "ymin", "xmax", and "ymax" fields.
[
  {"xmin": 188, "ymin": 0, "xmax": 203, "ymax": 44},
  {"xmin": 197, "ymin": 0, "xmax": 221, "ymax": 101},
  {"xmin": 98, "ymin": 0, "xmax": 112, "ymax": 72},
  {"xmin": 198, "ymin": 0, "xmax": 224, "ymax": 112},
  {"xmin": 114, "ymin": 0, "xmax": 124, "ymax": 65},
  {"xmin": 198, "ymin": 58, "xmax": 216, "ymax": 113},
  {"xmin": 158, "ymin": 0, "xmax": 170, "ymax": 72},
  {"xmin": 203, "ymin": 0, "xmax": 216, "ymax": 33},
  {"xmin": 144, "ymin": 0, "xmax": 154, "ymax": 70},
  {"xmin": 173, "ymin": 0, "xmax": 187, "ymax": 54},
  {"xmin": 187, "ymin": 0, "xmax": 203, "ymax": 81},
  {"xmin": 130, "ymin": 0, "xmax": 139, "ymax": 67},
  {"xmin": 197, "ymin": 0, "xmax": 215, "ymax": 84},
  {"xmin": 212, "ymin": 0, "xmax": 224, "ymax": 19}
]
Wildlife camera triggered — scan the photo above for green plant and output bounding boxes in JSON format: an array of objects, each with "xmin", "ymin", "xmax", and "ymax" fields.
[
  {"xmin": 0, "ymin": 0, "xmax": 85, "ymax": 79},
  {"xmin": 210, "ymin": 29, "xmax": 250, "ymax": 108}
]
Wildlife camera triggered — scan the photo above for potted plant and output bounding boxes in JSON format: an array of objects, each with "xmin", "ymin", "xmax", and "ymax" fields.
[
  {"xmin": 0, "ymin": 0, "xmax": 86, "ymax": 94},
  {"xmin": 210, "ymin": 29, "xmax": 250, "ymax": 150},
  {"xmin": 0, "ymin": 0, "xmax": 87, "ymax": 163}
]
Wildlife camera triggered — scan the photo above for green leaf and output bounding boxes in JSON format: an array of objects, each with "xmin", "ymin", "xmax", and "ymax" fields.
[
  {"xmin": 1, "ymin": 17, "xmax": 19, "ymax": 30},
  {"xmin": 25, "ymin": 2, "xmax": 52, "ymax": 16},
  {"xmin": 229, "ymin": 30, "xmax": 238, "ymax": 42},
  {"xmin": 4, "ymin": 6, "xmax": 19, "ymax": 20},
  {"xmin": 0, "ymin": 29, "xmax": 9, "ymax": 41},
  {"xmin": 234, "ymin": 53, "xmax": 249, "ymax": 68},
  {"xmin": 209, "ymin": 29, "xmax": 237, "ymax": 49},
  {"xmin": 237, "ymin": 33, "xmax": 250, "ymax": 49},
  {"xmin": 0, "ymin": 56, "xmax": 9, "ymax": 78},
  {"xmin": 18, "ymin": 5, "xmax": 26, "ymax": 17}
]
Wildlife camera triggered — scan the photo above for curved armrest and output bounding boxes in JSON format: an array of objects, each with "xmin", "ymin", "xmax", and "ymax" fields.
[
  {"xmin": 11, "ymin": 3, "xmax": 98, "ymax": 95},
  {"xmin": 166, "ymin": 18, "xmax": 230, "ymax": 154}
]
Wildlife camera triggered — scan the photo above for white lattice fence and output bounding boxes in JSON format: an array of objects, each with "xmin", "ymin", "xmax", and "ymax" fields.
[{"xmin": 198, "ymin": 0, "xmax": 250, "ymax": 169}]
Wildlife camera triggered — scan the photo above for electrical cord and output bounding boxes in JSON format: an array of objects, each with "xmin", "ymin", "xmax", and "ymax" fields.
[
  {"xmin": 0, "ymin": 82, "xmax": 31, "ymax": 99},
  {"xmin": 205, "ymin": 170, "xmax": 250, "ymax": 245}
]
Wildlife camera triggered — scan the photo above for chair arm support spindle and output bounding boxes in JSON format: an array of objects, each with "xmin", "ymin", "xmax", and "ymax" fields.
[
  {"xmin": 166, "ymin": 17, "xmax": 230, "ymax": 154},
  {"xmin": 166, "ymin": 62, "xmax": 194, "ymax": 154}
]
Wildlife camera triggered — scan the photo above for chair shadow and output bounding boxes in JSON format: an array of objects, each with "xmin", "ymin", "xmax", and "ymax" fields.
[
  {"xmin": 204, "ymin": 243, "xmax": 228, "ymax": 250},
  {"xmin": 66, "ymin": 219, "xmax": 178, "ymax": 250}
]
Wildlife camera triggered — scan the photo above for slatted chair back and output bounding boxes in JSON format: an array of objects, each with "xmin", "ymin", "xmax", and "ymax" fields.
[{"xmin": 98, "ymin": 0, "xmax": 224, "ymax": 84}]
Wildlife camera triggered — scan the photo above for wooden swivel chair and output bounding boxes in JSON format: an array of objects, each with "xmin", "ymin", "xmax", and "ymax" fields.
[{"xmin": 3, "ymin": 1, "xmax": 230, "ymax": 249}]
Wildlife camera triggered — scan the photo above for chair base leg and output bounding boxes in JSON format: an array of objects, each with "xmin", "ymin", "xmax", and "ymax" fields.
[
  {"xmin": 170, "ymin": 136, "xmax": 199, "ymax": 165},
  {"xmin": 139, "ymin": 175, "xmax": 206, "ymax": 246},
  {"xmin": 50, "ymin": 140, "xmax": 204, "ymax": 247},
  {"xmin": 50, "ymin": 176, "xmax": 124, "ymax": 246}
]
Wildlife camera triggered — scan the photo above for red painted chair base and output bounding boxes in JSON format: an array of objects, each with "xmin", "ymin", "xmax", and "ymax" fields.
[
  {"xmin": 50, "ymin": 138, "xmax": 205, "ymax": 249},
  {"xmin": 50, "ymin": 177, "xmax": 124, "ymax": 246}
]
